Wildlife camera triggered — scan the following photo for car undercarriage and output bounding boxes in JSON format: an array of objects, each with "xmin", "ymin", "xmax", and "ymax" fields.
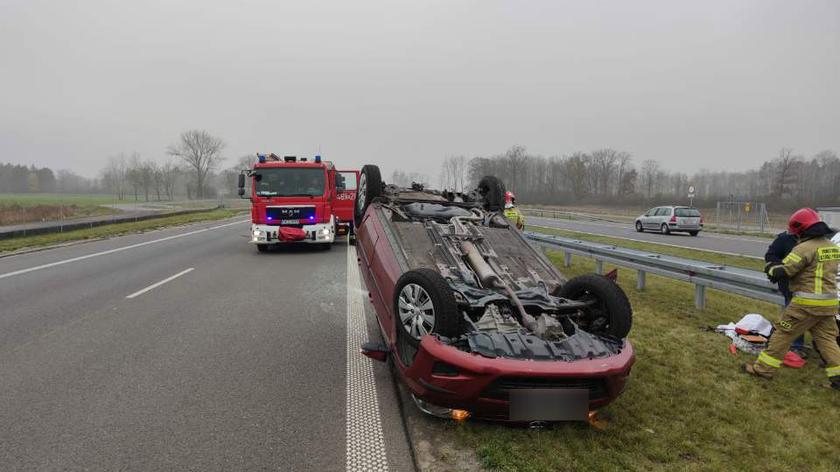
[{"xmin": 354, "ymin": 167, "xmax": 635, "ymax": 422}]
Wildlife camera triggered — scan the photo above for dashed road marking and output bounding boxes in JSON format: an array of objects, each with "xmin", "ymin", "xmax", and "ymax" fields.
[
  {"xmin": 125, "ymin": 267, "xmax": 194, "ymax": 299},
  {"xmin": 345, "ymin": 240, "xmax": 389, "ymax": 471}
]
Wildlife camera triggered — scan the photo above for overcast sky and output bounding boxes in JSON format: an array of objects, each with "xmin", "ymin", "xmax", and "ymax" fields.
[{"xmin": 1, "ymin": 0, "xmax": 838, "ymax": 179}]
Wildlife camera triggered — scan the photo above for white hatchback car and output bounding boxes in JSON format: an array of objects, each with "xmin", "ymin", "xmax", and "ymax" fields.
[{"xmin": 635, "ymin": 206, "xmax": 703, "ymax": 236}]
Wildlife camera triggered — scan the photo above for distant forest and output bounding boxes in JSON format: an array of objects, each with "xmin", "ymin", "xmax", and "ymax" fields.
[
  {"xmin": 4, "ymin": 144, "xmax": 839, "ymax": 210},
  {"xmin": 398, "ymin": 146, "xmax": 840, "ymax": 210}
]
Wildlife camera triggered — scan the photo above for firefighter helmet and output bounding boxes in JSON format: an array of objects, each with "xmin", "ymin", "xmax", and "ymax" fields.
[
  {"xmin": 504, "ymin": 191, "xmax": 515, "ymax": 209},
  {"xmin": 788, "ymin": 208, "xmax": 821, "ymax": 236}
]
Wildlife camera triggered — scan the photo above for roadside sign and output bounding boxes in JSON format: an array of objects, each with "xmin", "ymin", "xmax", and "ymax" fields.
[
  {"xmin": 688, "ymin": 185, "xmax": 695, "ymax": 194},
  {"xmin": 745, "ymin": 202, "xmax": 751, "ymax": 213}
]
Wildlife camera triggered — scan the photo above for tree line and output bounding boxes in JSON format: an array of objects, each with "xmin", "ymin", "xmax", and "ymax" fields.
[{"xmin": 437, "ymin": 146, "xmax": 840, "ymax": 209}]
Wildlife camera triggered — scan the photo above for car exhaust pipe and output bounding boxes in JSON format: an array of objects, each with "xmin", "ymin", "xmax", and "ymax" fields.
[
  {"xmin": 460, "ymin": 241, "xmax": 539, "ymax": 333},
  {"xmin": 360, "ymin": 342, "xmax": 389, "ymax": 362}
]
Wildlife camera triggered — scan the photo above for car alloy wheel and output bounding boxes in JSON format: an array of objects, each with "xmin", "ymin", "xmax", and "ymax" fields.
[
  {"xmin": 635, "ymin": 221, "xmax": 643, "ymax": 232},
  {"xmin": 398, "ymin": 283, "xmax": 435, "ymax": 340}
]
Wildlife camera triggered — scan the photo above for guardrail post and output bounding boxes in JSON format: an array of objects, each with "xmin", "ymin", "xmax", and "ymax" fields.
[
  {"xmin": 563, "ymin": 251, "xmax": 572, "ymax": 267},
  {"xmin": 595, "ymin": 259, "xmax": 604, "ymax": 275},
  {"xmin": 694, "ymin": 284, "xmax": 706, "ymax": 310},
  {"xmin": 637, "ymin": 270, "xmax": 646, "ymax": 290}
]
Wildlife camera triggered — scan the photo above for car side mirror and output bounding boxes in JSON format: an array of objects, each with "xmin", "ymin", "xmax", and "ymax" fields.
[{"xmin": 237, "ymin": 173, "xmax": 246, "ymax": 198}]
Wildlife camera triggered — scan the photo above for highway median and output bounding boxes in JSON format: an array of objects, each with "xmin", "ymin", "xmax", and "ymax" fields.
[{"xmin": 0, "ymin": 208, "xmax": 248, "ymax": 255}]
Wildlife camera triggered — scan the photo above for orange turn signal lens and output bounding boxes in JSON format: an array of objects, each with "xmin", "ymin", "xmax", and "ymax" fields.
[{"xmin": 450, "ymin": 409, "xmax": 470, "ymax": 421}]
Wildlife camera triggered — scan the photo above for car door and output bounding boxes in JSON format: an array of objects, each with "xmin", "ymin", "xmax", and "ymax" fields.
[
  {"xmin": 642, "ymin": 208, "xmax": 659, "ymax": 229},
  {"xmin": 658, "ymin": 207, "xmax": 673, "ymax": 230},
  {"xmin": 333, "ymin": 170, "xmax": 359, "ymax": 225}
]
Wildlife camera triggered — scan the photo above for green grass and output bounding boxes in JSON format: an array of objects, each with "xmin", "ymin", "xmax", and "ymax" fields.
[
  {"xmin": 529, "ymin": 225, "xmax": 763, "ymax": 271},
  {"xmin": 453, "ymin": 254, "xmax": 840, "ymax": 472},
  {"xmin": 0, "ymin": 193, "xmax": 122, "ymax": 225},
  {"xmin": 0, "ymin": 208, "xmax": 247, "ymax": 253},
  {"xmin": 0, "ymin": 193, "xmax": 120, "ymax": 206}
]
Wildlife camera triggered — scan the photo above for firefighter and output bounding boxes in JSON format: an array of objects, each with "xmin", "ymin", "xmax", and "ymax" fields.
[
  {"xmin": 503, "ymin": 191, "xmax": 525, "ymax": 230},
  {"xmin": 744, "ymin": 208, "xmax": 840, "ymax": 390}
]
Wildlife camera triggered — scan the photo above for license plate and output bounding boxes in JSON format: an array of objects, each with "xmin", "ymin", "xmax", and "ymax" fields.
[
  {"xmin": 280, "ymin": 219, "xmax": 299, "ymax": 224},
  {"xmin": 509, "ymin": 389, "xmax": 588, "ymax": 421}
]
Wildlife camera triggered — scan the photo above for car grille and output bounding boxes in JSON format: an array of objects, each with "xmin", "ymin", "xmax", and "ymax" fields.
[{"xmin": 481, "ymin": 377, "xmax": 608, "ymax": 401}]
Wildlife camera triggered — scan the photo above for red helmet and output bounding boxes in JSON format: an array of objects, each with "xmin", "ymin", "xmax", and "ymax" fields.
[
  {"xmin": 504, "ymin": 191, "xmax": 515, "ymax": 208},
  {"xmin": 788, "ymin": 208, "xmax": 821, "ymax": 236}
]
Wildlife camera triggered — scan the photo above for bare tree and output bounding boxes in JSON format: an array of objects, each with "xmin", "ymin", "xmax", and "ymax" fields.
[
  {"xmin": 771, "ymin": 147, "xmax": 801, "ymax": 198},
  {"xmin": 167, "ymin": 130, "xmax": 225, "ymax": 199},
  {"xmin": 641, "ymin": 159, "xmax": 660, "ymax": 198},
  {"xmin": 159, "ymin": 161, "xmax": 181, "ymax": 200}
]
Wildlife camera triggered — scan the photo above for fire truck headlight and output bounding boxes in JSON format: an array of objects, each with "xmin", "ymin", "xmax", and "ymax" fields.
[{"xmin": 321, "ymin": 228, "xmax": 330, "ymax": 236}]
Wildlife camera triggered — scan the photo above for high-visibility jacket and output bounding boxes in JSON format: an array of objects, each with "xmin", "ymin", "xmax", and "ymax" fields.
[
  {"xmin": 770, "ymin": 236, "xmax": 840, "ymax": 314},
  {"xmin": 504, "ymin": 207, "xmax": 525, "ymax": 230}
]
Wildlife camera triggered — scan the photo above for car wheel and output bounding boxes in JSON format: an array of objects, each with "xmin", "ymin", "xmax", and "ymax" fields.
[
  {"xmin": 477, "ymin": 176, "xmax": 506, "ymax": 212},
  {"xmin": 660, "ymin": 223, "xmax": 670, "ymax": 235},
  {"xmin": 354, "ymin": 164, "xmax": 383, "ymax": 227},
  {"xmin": 256, "ymin": 244, "xmax": 269, "ymax": 253},
  {"xmin": 394, "ymin": 269, "xmax": 460, "ymax": 346},
  {"xmin": 689, "ymin": 231, "xmax": 699, "ymax": 237},
  {"xmin": 635, "ymin": 221, "xmax": 644, "ymax": 232},
  {"xmin": 556, "ymin": 274, "xmax": 632, "ymax": 339}
]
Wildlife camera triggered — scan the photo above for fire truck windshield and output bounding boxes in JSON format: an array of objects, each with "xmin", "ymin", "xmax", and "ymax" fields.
[{"xmin": 254, "ymin": 168, "xmax": 325, "ymax": 197}]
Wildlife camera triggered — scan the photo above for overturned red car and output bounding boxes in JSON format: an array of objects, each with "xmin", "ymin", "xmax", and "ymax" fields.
[{"xmin": 354, "ymin": 165, "xmax": 635, "ymax": 423}]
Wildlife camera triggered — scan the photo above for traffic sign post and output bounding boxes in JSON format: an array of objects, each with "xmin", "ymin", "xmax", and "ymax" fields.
[{"xmin": 688, "ymin": 185, "xmax": 696, "ymax": 207}]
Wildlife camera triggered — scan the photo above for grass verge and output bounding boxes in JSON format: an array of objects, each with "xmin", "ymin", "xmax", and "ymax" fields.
[
  {"xmin": 0, "ymin": 208, "xmax": 247, "ymax": 254},
  {"xmin": 528, "ymin": 225, "xmax": 763, "ymax": 271},
  {"xmin": 453, "ymin": 254, "xmax": 840, "ymax": 472}
]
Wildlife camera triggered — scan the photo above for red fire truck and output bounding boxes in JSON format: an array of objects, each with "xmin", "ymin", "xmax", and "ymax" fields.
[{"xmin": 237, "ymin": 153, "xmax": 359, "ymax": 252}]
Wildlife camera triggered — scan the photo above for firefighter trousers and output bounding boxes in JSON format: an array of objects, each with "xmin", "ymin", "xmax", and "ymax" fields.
[{"xmin": 753, "ymin": 306, "xmax": 840, "ymax": 378}]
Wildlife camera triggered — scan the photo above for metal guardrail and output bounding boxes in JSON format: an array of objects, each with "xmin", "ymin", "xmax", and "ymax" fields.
[
  {"xmin": 521, "ymin": 208, "xmax": 630, "ymax": 224},
  {"xmin": 0, "ymin": 207, "xmax": 223, "ymax": 240},
  {"xmin": 526, "ymin": 231, "xmax": 784, "ymax": 309}
]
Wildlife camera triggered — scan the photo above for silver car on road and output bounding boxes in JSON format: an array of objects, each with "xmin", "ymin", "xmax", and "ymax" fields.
[{"xmin": 635, "ymin": 206, "xmax": 703, "ymax": 236}]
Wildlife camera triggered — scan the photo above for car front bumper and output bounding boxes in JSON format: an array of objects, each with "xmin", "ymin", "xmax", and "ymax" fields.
[
  {"xmin": 251, "ymin": 221, "xmax": 335, "ymax": 244},
  {"xmin": 397, "ymin": 335, "xmax": 635, "ymax": 422}
]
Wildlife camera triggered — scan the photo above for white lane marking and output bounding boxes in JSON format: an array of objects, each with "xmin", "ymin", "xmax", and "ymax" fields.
[
  {"xmin": 529, "ymin": 224, "xmax": 764, "ymax": 260},
  {"xmin": 125, "ymin": 268, "xmax": 194, "ymax": 299},
  {"xmin": 0, "ymin": 219, "xmax": 248, "ymax": 280},
  {"xmin": 345, "ymin": 240, "xmax": 389, "ymax": 471}
]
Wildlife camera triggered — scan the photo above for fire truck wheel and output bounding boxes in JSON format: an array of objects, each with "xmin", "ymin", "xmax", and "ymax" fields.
[{"xmin": 355, "ymin": 165, "xmax": 382, "ymax": 227}]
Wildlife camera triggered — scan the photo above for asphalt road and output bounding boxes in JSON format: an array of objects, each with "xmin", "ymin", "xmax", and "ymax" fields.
[
  {"xmin": 528, "ymin": 216, "xmax": 771, "ymax": 258},
  {"xmin": 0, "ymin": 218, "xmax": 414, "ymax": 471}
]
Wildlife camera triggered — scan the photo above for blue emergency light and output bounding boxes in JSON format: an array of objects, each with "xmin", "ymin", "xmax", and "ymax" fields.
[
  {"xmin": 258, "ymin": 154, "xmax": 266, "ymax": 163},
  {"xmin": 314, "ymin": 155, "xmax": 322, "ymax": 163}
]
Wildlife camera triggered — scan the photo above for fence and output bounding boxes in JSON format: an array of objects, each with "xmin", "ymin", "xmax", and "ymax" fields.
[{"xmin": 525, "ymin": 231, "xmax": 784, "ymax": 309}]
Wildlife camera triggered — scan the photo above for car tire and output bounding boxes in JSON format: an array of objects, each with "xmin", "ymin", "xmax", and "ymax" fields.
[
  {"xmin": 635, "ymin": 221, "xmax": 644, "ymax": 232},
  {"xmin": 556, "ymin": 274, "xmax": 632, "ymax": 339},
  {"xmin": 689, "ymin": 231, "xmax": 699, "ymax": 237},
  {"xmin": 477, "ymin": 176, "xmax": 506, "ymax": 212},
  {"xmin": 660, "ymin": 223, "xmax": 670, "ymax": 235},
  {"xmin": 393, "ymin": 268, "xmax": 460, "ymax": 347},
  {"xmin": 355, "ymin": 164, "xmax": 383, "ymax": 227},
  {"xmin": 256, "ymin": 244, "xmax": 269, "ymax": 252}
]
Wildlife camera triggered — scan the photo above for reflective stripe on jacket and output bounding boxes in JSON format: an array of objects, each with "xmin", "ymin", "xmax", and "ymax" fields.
[{"xmin": 771, "ymin": 237, "xmax": 840, "ymax": 313}]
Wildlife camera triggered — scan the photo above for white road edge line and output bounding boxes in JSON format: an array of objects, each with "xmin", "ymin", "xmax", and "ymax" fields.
[
  {"xmin": 125, "ymin": 268, "xmax": 195, "ymax": 299},
  {"xmin": 0, "ymin": 219, "xmax": 248, "ymax": 280},
  {"xmin": 529, "ymin": 224, "xmax": 764, "ymax": 260},
  {"xmin": 345, "ymin": 239, "xmax": 389, "ymax": 471}
]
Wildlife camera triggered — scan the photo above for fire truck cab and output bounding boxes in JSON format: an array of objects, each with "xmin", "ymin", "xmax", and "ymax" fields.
[{"xmin": 238, "ymin": 153, "xmax": 358, "ymax": 252}]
